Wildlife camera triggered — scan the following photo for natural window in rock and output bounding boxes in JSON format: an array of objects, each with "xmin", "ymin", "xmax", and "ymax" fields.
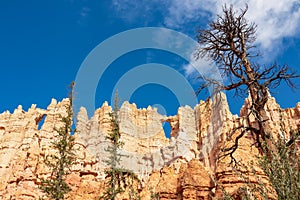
[
  {"xmin": 36, "ymin": 114, "xmax": 46, "ymax": 130},
  {"xmin": 163, "ymin": 121, "xmax": 171, "ymax": 138}
]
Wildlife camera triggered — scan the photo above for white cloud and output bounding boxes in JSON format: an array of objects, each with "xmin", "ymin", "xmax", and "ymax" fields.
[
  {"xmin": 163, "ymin": 0, "xmax": 215, "ymax": 28},
  {"xmin": 226, "ymin": 0, "xmax": 300, "ymax": 52},
  {"xmin": 77, "ymin": 6, "xmax": 91, "ymax": 25},
  {"xmin": 164, "ymin": 0, "xmax": 300, "ymax": 51},
  {"xmin": 111, "ymin": 0, "xmax": 166, "ymax": 25},
  {"xmin": 80, "ymin": 7, "xmax": 91, "ymax": 17},
  {"xmin": 112, "ymin": 0, "xmax": 300, "ymax": 47},
  {"xmin": 183, "ymin": 53, "xmax": 221, "ymax": 83},
  {"xmin": 111, "ymin": 0, "xmax": 300, "ymax": 74}
]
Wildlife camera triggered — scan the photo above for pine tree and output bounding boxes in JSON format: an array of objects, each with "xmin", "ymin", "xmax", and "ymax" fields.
[
  {"xmin": 39, "ymin": 82, "xmax": 76, "ymax": 200},
  {"xmin": 100, "ymin": 91, "xmax": 141, "ymax": 200},
  {"xmin": 258, "ymin": 112, "xmax": 300, "ymax": 199}
]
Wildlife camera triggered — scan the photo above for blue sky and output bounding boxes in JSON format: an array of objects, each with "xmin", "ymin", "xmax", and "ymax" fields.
[{"xmin": 1, "ymin": 0, "xmax": 300, "ymax": 122}]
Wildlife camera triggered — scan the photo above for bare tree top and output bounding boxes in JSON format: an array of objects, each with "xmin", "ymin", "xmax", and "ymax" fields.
[
  {"xmin": 196, "ymin": 4, "xmax": 300, "ymax": 163},
  {"xmin": 196, "ymin": 4, "xmax": 299, "ymax": 98}
]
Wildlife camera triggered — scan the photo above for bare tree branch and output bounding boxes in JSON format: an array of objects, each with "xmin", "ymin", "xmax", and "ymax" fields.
[{"xmin": 196, "ymin": 4, "xmax": 300, "ymax": 163}]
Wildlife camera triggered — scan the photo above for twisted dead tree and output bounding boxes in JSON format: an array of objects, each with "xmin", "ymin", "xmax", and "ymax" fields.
[{"xmin": 196, "ymin": 5, "xmax": 299, "ymax": 163}]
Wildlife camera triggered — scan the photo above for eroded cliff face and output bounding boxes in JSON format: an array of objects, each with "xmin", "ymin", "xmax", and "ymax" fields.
[{"xmin": 0, "ymin": 94, "xmax": 299, "ymax": 199}]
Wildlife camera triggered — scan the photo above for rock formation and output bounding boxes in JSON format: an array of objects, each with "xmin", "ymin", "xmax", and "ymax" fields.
[{"xmin": 0, "ymin": 94, "xmax": 299, "ymax": 199}]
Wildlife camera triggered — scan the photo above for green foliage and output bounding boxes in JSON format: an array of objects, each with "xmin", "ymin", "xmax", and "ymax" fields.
[
  {"xmin": 149, "ymin": 187, "xmax": 160, "ymax": 200},
  {"xmin": 100, "ymin": 92, "xmax": 141, "ymax": 200},
  {"xmin": 39, "ymin": 82, "xmax": 76, "ymax": 200},
  {"xmin": 219, "ymin": 130, "xmax": 300, "ymax": 199},
  {"xmin": 259, "ymin": 130, "xmax": 300, "ymax": 199},
  {"xmin": 216, "ymin": 108, "xmax": 300, "ymax": 200},
  {"xmin": 126, "ymin": 172, "xmax": 141, "ymax": 200}
]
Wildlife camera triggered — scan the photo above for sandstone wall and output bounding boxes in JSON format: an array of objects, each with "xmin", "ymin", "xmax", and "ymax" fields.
[{"xmin": 0, "ymin": 94, "xmax": 299, "ymax": 199}]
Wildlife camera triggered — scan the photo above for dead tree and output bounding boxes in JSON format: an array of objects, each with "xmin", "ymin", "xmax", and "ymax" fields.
[{"xmin": 196, "ymin": 4, "xmax": 299, "ymax": 162}]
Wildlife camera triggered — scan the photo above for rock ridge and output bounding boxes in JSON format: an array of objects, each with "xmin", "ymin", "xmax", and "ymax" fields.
[{"xmin": 0, "ymin": 94, "xmax": 299, "ymax": 199}]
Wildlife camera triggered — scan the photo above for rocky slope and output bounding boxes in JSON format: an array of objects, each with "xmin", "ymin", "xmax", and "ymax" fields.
[{"xmin": 0, "ymin": 94, "xmax": 299, "ymax": 199}]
